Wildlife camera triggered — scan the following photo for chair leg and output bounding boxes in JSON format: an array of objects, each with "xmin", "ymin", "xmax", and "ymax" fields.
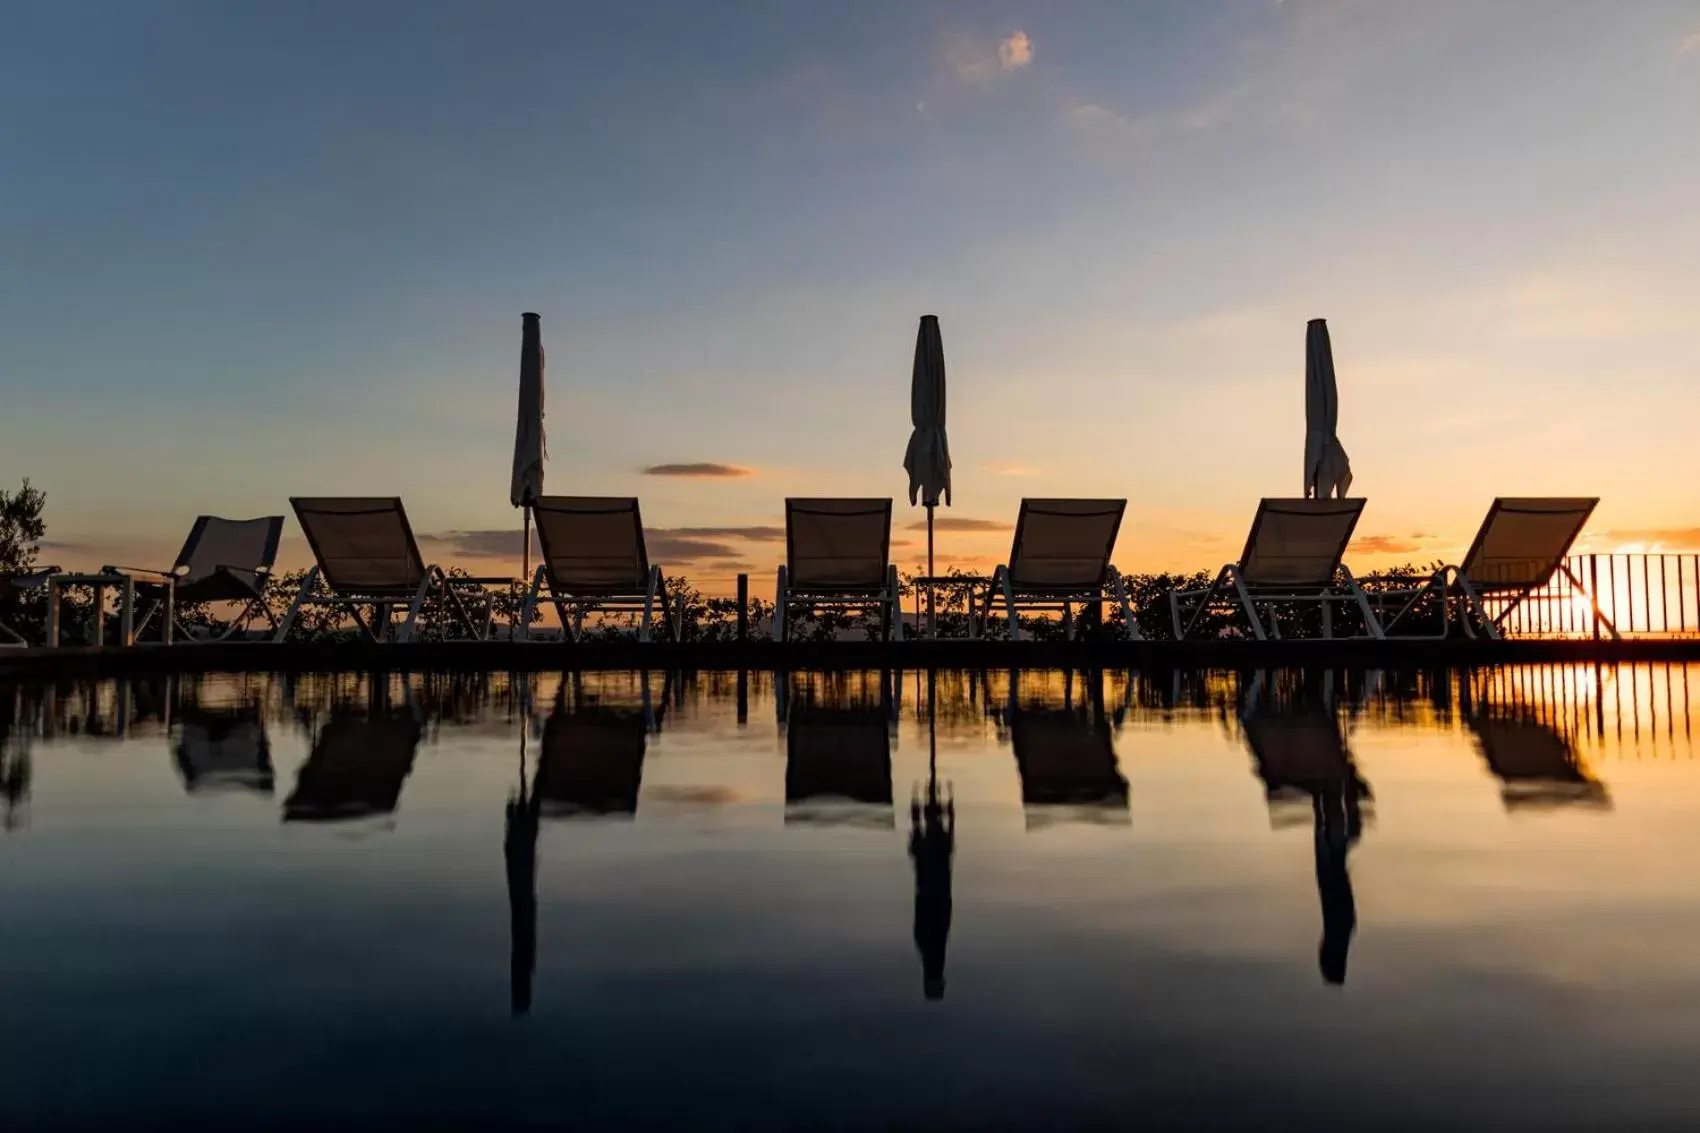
[
  {"xmin": 639, "ymin": 567, "xmax": 659, "ymax": 644},
  {"xmin": 399, "ymin": 575, "xmax": 433, "ymax": 643},
  {"xmin": 887, "ymin": 565, "xmax": 904, "ymax": 642},
  {"xmin": 775, "ymin": 567, "xmax": 789, "ymax": 643},
  {"xmin": 1341, "ymin": 566, "xmax": 1384, "ymax": 639},
  {"xmin": 1457, "ymin": 577, "xmax": 1498, "ymax": 641},
  {"xmin": 1228, "ymin": 567, "xmax": 1267, "ymax": 641},
  {"xmin": 520, "ymin": 566, "xmax": 545, "ymax": 642},
  {"xmin": 273, "ymin": 568, "xmax": 317, "ymax": 643},
  {"xmin": 1110, "ymin": 568, "xmax": 1140, "ymax": 641},
  {"xmin": 998, "ymin": 568, "xmax": 1020, "ymax": 642}
]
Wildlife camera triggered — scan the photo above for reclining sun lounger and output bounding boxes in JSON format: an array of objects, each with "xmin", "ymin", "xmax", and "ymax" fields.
[
  {"xmin": 276, "ymin": 497, "xmax": 496, "ymax": 643},
  {"xmin": 520, "ymin": 496, "xmax": 676, "ymax": 643},
  {"xmin": 1170, "ymin": 498, "xmax": 1382, "ymax": 640},
  {"xmin": 1379, "ymin": 497, "xmax": 1613, "ymax": 639},
  {"xmin": 980, "ymin": 498, "xmax": 1136, "ymax": 640},
  {"xmin": 108, "ymin": 515, "xmax": 285, "ymax": 642},
  {"xmin": 776, "ymin": 498, "xmax": 903, "ymax": 642}
]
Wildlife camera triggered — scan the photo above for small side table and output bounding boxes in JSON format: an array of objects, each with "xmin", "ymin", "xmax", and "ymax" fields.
[
  {"xmin": 911, "ymin": 574, "xmax": 994, "ymax": 639},
  {"xmin": 47, "ymin": 573, "xmax": 140, "ymax": 648}
]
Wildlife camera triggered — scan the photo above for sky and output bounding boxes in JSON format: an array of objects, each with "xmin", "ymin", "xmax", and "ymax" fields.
[{"xmin": 3, "ymin": 0, "xmax": 1698, "ymax": 594}]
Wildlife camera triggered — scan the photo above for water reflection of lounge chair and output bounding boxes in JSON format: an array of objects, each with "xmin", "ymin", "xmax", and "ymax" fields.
[
  {"xmin": 785, "ymin": 706, "xmax": 895, "ymax": 828},
  {"xmin": 283, "ymin": 709, "xmax": 422, "ymax": 823},
  {"xmin": 1468, "ymin": 714, "xmax": 1610, "ymax": 811},
  {"xmin": 173, "ymin": 708, "xmax": 274, "ymax": 795},
  {"xmin": 1008, "ymin": 707, "xmax": 1129, "ymax": 829},
  {"xmin": 535, "ymin": 704, "xmax": 652, "ymax": 818},
  {"xmin": 1241, "ymin": 706, "xmax": 1367, "ymax": 829}
]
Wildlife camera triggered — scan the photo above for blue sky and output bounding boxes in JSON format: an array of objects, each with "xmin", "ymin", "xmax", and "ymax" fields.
[{"xmin": 4, "ymin": 0, "xmax": 1698, "ymax": 589}]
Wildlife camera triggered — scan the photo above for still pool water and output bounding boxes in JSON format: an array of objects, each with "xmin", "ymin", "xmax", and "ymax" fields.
[{"xmin": 2, "ymin": 665, "xmax": 1698, "ymax": 1131}]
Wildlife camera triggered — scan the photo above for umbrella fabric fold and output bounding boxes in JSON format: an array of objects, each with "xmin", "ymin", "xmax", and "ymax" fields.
[
  {"xmin": 904, "ymin": 315, "xmax": 951, "ymax": 509},
  {"xmin": 1303, "ymin": 318, "xmax": 1353, "ymax": 500},
  {"xmin": 511, "ymin": 313, "xmax": 547, "ymax": 508}
]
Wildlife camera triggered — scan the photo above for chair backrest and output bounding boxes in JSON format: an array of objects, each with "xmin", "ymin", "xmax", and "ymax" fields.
[
  {"xmin": 530, "ymin": 496, "xmax": 650, "ymax": 595},
  {"xmin": 785, "ymin": 498, "xmax": 892, "ymax": 591},
  {"xmin": 1457, "ymin": 497, "xmax": 1597, "ymax": 592},
  {"xmin": 291, "ymin": 497, "xmax": 426, "ymax": 595},
  {"xmin": 1238, "ymin": 498, "xmax": 1365, "ymax": 587},
  {"xmin": 173, "ymin": 516, "xmax": 285, "ymax": 588},
  {"xmin": 1006, "ymin": 498, "xmax": 1126, "ymax": 592}
]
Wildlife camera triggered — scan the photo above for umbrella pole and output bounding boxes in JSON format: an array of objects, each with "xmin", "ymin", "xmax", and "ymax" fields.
[
  {"xmin": 926, "ymin": 503, "xmax": 935, "ymax": 639},
  {"xmin": 518, "ymin": 506, "xmax": 532, "ymax": 642}
]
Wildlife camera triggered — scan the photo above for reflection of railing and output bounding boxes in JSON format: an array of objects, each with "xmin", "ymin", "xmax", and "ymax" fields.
[{"xmin": 1488, "ymin": 553, "xmax": 1700, "ymax": 639}]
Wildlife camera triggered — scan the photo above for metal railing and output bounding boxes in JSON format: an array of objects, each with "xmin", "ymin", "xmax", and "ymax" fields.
[{"xmin": 1497, "ymin": 553, "xmax": 1700, "ymax": 639}]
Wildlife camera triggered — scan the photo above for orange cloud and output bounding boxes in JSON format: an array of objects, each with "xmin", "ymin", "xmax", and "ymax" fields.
[
  {"xmin": 1350, "ymin": 534, "xmax": 1423, "ymax": 556},
  {"xmin": 905, "ymin": 516, "xmax": 1012, "ymax": 533},
  {"xmin": 1600, "ymin": 527, "xmax": 1700, "ymax": 549}
]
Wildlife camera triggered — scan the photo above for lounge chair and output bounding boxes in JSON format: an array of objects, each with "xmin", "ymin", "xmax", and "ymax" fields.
[
  {"xmin": 1170, "ymin": 498, "xmax": 1382, "ymax": 640},
  {"xmin": 1379, "ymin": 497, "xmax": 1613, "ymax": 640},
  {"xmin": 107, "ymin": 515, "xmax": 285, "ymax": 643},
  {"xmin": 276, "ymin": 497, "xmax": 498, "ymax": 643},
  {"xmin": 776, "ymin": 498, "xmax": 903, "ymax": 642},
  {"xmin": 0, "ymin": 567, "xmax": 59, "ymax": 646},
  {"xmin": 980, "ymin": 498, "xmax": 1137, "ymax": 640},
  {"xmin": 520, "ymin": 496, "xmax": 676, "ymax": 643}
]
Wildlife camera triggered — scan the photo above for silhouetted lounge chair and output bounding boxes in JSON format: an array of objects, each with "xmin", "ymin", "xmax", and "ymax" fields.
[
  {"xmin": 283, "ymin": 708, "xmax": 422, "ymax": 823},
  {"xmin": 173, "ymin": 707, "xmax": 274, "ymax": 795},
  {"xmin": 276, "ymin": 497, "xmax": 496, "ymax": 642},
  {"xmin": 0, "ymin": 567, "xmax": 58, "ymax": 646},
  {"xmin": 108, "ymin": 515, "xmax": 285, "ymax": 642},
  {"xmin": 776, "ymin": 498, "xmax": 903, "ymax": 642},
  {"xmin": 535, "ymin": 703, "xmax": 652, "ymax": 818},
  {"xmin": 521, "ymin": 496, "xmax": 675, "ymax": 643},
  {"xmin": 980, "ymin": 498, "xmax": 1138, "ymax": 641},
  {"xmin": 1468, "ymin": 713, "xmax": 1610, "ymax": 811},
  {"xmin": 1380, "ymin": 497, "xmax": 1613, "ymax": 640},
  {"xmin": 784, "ymin": 705, "xmax": 895, "ymax": 827},
  {"xmin": 1007, "ymin": 706, "xmax": 1129, "ymax": 828},
  {"xmin": 1170, "ymin": 498, "xmax": 1382, "ymax": 640}
]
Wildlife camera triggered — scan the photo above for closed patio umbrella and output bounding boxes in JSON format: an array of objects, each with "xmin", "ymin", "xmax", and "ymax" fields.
[
  {"xmin": 511, "ymin": 312, "xmax": 547, "ymax": 584},
  {"xmin": 903, "ymin": 315, "xmax": 951, "ymax": 634},
  {"xmin": 1304, "ymin": 318, "xmax": 1353, "ymax": 499}
]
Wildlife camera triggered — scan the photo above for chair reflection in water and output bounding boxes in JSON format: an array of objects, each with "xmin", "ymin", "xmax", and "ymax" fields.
[
  {"xmin": 173, "ymin": 702, "xmax": 274, "ymax": 796},
  {"xmin": 283, "ymin": 685, "xmax": 422, "ymax": 826},
  {"xmin": 1240, "ymin": 673, "xmax": 1369, "ymax": 986},
  {"xmin": 1465, "ymin": 708, "xmax": 1610, "ymax": 813},
  {"xmin": 778, "ymin": 673, "xmax": 897, "ymax": 828},
  {"xmin": 533, "ymin": 676, "xmax": 661, "ymax": 819},
  {"xmin": 994, "ymin": 671, "xmax": 1130, "ymax": 830}
]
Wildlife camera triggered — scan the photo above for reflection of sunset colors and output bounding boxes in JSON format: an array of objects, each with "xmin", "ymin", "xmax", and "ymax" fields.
[{"xmin": 5, "ymin": 6, "xmax": 1696, "ymax": 598}]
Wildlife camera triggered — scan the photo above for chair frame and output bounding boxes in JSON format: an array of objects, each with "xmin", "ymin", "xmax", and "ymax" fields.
[
  {"xmin": 518, "ymin": 497, "xmax": 678, "ymax": 644},
  {"xmin": 1378, "ymin": 498, "xmax": 1617, "ymax": 641},
  {"xmin": 1169, "ymin": 499, "xmax": 1384, "ymax": 641},
  {"xmin": 274, "ymin": 499, "xmax": 496, "ymax": 644},
  {"xmin": 977, "ymin": 499, "xmax": 1139, "ymax": 641},
  {"xmin": 0, "ymin": 567, "xmax": 60, "ymax": 647},
  {"xmin": 109, "ymin": 516, "xmax": 287, "ymax": 644},
  {"xmin": 774, "ymin": 499, "xmax": 903, "ymax": 643}
]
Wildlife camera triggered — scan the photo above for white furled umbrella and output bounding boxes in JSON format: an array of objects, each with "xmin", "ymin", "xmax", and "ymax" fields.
[
  {"xmin": 511, "ymin": 312, "xmax": 547, "ymax": 587},
  {"xmin": 903, "ymin": 315, "xmax": 951, "ymax": 635},
  {"xmin": 1303, "ymin": 318, "xmax": 1353, "ymax": 499}
]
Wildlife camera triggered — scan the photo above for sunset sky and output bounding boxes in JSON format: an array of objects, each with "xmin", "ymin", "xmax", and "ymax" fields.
[{"xmin": 4, "ymin": 0, "xmax": 1698, "ymax": 593}]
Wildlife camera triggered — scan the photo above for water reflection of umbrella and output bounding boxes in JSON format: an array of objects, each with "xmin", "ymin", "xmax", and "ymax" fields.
[
  {"xmin": 903, "ymin": 315, "xmax": 951, "ymax": 635},
  {"xmin": 1304, "ymin": 318, "xmax": 1353, "ymax": 499},
  {"xmin": 909, "ymin": 668, "xmax": 954, "ymax": 1000},
  {"xmin": 1468, "ymin": 714, "xmax": 1610, "ymax": 811}
]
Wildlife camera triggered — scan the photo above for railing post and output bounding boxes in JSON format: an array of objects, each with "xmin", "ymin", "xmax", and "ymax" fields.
[
  {"xmin": 1590, "ymin": 555, "xmax": 1601, "ymax": 643},
  {"xmin": 736, "ymin": 573, "xmax": 749, "ymax": 643}
]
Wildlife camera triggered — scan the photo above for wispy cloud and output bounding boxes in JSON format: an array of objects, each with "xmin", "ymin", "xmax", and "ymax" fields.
[
  {"xmin": 641, "ymin": 462, "xmax": 753, "ymax": 479},
  {"xmin": 944, "ymin": 29, "xmax": 1034, "ymax": 83},
  {"xmin": 905, "ymin": 516, "xmax": 1012, "ymax": 533},
  {"xmin": 1349, "ymin": 534, "xmax": 1423, "ymax": 556},
  {"xmin": 1065, "ymin": 102, "xmax": 1155, "ymax": 145},
  {"xmin": 654, "ymin": 525, "xmax": 784, "ymax": 542},
  {"xmin": 986, "ymin": 461, "xmax": 1038, "ymax": 477},
  {"xmin": 421, "ymin": 530, "xmax": 530, "ymax": 559},
  {"xmin": 1600, "ymin": 527, "xmax": 1700, "ymax": 549},
  {"xmin": 999, "ymin": 30, "xmax": 1033, "ymax": 70},
  {"xmin": 646, "ymin": 534, "xmax": 743, "ymax": 561}
]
